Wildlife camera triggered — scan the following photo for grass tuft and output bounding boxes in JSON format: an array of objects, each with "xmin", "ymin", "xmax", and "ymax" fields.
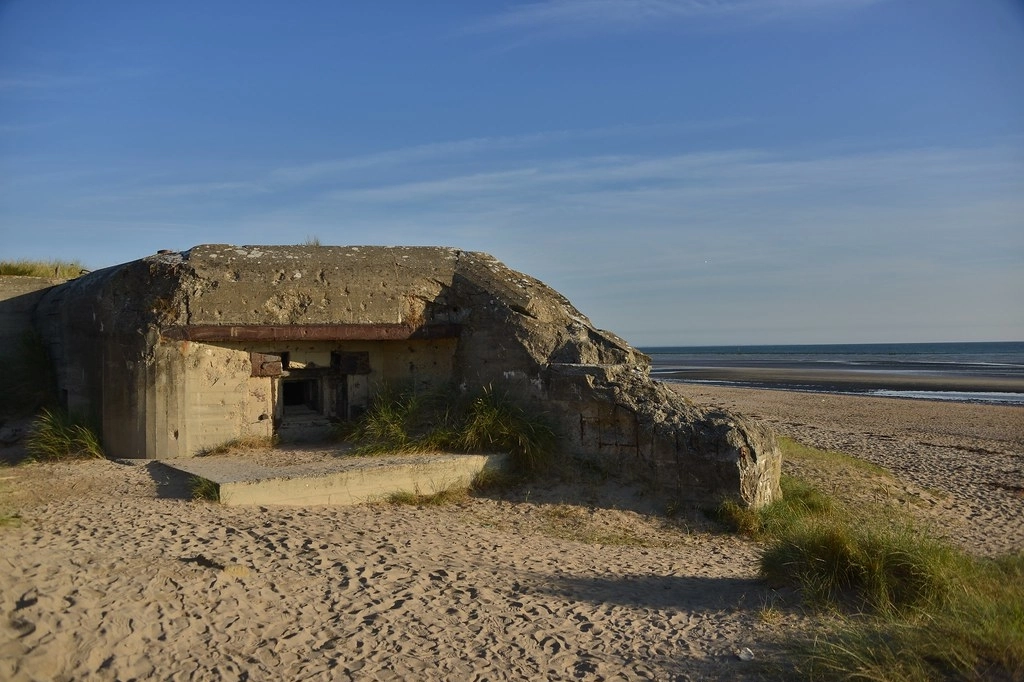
[
  {"xmin": 717, "ymin": 474, "xmax": 834, "ymax": 539},
  {"xmin": 469, "ymin": 466, "xmax": 524, "ymax": 493},
  {"xmin": 197, "ymin": 435, "xmax": 278, "ymax": 457},
  {"xmin": 761, "ymin": 518, "xmax": 962, "ymax": 613},
  {"xmin": 740, "ymin": 439, "xmax": 1024, "ymax": 681},
  {"xmin": 0, "ymin": 259, "xmax": 87, "ymax": 278},
  {"xmin": 345, "ymin": 386, "xmax": 426, "ymax": 452},
  {"xmin": 190, "ymin": 476, "xmax": 220, "ymax": 502},
  {"xmin": 457, "ymin": 386, "xmax": 558, "ymax": 473},
  {"xmin": 25, "ymin": 408, "xmax": 104, "ymax": 462},
  {"xmin": 797, "ymin": 553, "xmax": 1024, "ymax": 681},
  {"xmin": 345, "ymin": 384, "xmax": 559, "ymax": 474}
]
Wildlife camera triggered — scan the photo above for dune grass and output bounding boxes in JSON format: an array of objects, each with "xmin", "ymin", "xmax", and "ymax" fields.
[
  {"xmin": 196, "ymin": 435, "xmax": 278, "ymax": 457},
  {"xmin": 722, "ymin": 439, "xmax": 1024, "ymax": 681},
  {"xmin": 345, "ymin": 384, "xmax": 559, "ymax": 474},
  {"xmin": 189, "ymin": 476, "xmax": 221, "ymax": 502},
  {"xmin": 776, "ymin": 436, "xmax": 889, "ymax": 475},
  {"xmin": 792, "ymin": 551, "xmax": 1024, "ymax": 681},
  {"xmin": 24, "ymin": 408, "xmax": 104, "ymax": 462},
  {"xmin": 717, "ymin": 474, "xmax": 835, "ymax": 539},
  {"xmin": 0, "ymin": 259, "xmax": 87, "ymax": 278}
]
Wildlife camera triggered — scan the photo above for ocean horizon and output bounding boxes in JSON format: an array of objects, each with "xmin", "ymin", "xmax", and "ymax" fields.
[{"xmin": 639, "ymin": 341, "xmax": 1024, "ymax": 405}]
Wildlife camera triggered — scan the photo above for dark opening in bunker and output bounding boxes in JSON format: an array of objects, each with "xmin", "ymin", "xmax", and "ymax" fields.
[{"xmin": 282, "ymin": 377, "xmax": 320, "ymax": 414}]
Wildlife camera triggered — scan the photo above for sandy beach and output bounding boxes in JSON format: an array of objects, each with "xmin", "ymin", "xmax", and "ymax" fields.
[
  {"xmin": 673, "ymin": 383, "xmax": 1024, "ymax": 556},
  {"xmin": 2, "ymin": 385, "xmax": 1021, "ymax": 681}
]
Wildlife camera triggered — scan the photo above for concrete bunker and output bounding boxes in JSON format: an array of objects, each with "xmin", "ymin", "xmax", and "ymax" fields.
[
  {"xmin": 162, "ymin": 322, "xmax": 461, "ymax": 442},
  {"xmin": 24, "ymin": 244, "xmax": 782, "ymax": 508}
]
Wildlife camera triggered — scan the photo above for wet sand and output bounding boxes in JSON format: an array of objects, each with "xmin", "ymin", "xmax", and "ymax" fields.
[{"xmin": 657, "ymin": 367, "xmax": 1024, "ymax": 395}]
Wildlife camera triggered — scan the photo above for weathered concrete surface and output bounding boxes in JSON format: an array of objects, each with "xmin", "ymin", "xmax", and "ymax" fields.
[
  {"xmin": 0, "ymin": 276, "xmax": 65, "ymax": 357},
  {"xmin": 547, "ymin": 365, "xmax": 781, "ymax": 508},
  {"xmin": 162, "ymin": 453, "xmax": 507, "ymax": 506},
  {"xmin": 36, "ymin": 245, "xmax": 781, "ymax": 507}
]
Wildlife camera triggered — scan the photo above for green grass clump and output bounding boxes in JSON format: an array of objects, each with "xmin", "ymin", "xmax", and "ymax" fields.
[
  {"xmin": 346, "ymin": 384, "xmax": 559, "ymax": 474},
  {"xmin": 797, "ymin": 552, "xmax": 1024, "ymax": 681},
  {"xmin": 0, "ymin": 259, "xmax": 87, "ymax": 278},
  {"xmin": 24, "ymin": 408, "xmax": 104, "ymax": 462},
  {"xmin": 717, "ymin": 474, "xmax": 834, "ymax": 538},
  {"xmin": 762, "ymin": 518, "xmax": 963, "ymax": 613},
  {"xmin": 457, "ymin": 387, "xmax": 557, "ymax": 473},
  {"xmin": 734, "ymin": 439, "xmax": 1024, "ymax": 681},
  {"xmin": 345, "ymin": 386, "xmax": 428, "ymax": 451},
  {"xmin": 190, "ymin": 476, "xmax": 220, "ymax": 502}
]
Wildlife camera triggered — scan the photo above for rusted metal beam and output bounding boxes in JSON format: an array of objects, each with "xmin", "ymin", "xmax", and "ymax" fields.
[{"xmin": 162, "ymin": 323, "xmax": 461, "ymax": 342}]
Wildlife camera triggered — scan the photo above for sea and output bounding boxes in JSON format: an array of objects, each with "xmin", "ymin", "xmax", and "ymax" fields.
[{"xmin": 640, "ymin": 341, "xmax": 1024, "ymax": 406}]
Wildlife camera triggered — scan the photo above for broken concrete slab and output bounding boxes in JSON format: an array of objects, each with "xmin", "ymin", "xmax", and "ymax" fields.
[{"xmin": 162, "ymin": 452, "xmax": 508, "ymax": 507}]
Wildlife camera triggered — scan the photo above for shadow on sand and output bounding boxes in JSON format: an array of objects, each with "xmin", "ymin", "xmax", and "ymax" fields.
[
  {"xmin": 527, "ymin": 570, "xmax": 767, "ymax": 612},
  {"xmin": 143, "ymin": 461, "xmax": 196, "ymax": 499}
]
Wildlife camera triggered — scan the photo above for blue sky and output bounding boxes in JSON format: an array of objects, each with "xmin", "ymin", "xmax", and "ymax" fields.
[{"xmin": 2, "ymin": 0, "xmax": 1022, "ymax": 346}]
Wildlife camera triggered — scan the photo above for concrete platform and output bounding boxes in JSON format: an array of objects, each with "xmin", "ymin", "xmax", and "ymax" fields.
[{"xmin": 160, "ymin": 452, "xmax": 507, "ymax": 506}]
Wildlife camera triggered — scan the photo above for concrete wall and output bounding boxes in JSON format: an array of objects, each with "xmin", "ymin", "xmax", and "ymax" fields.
[
  {"xmin": 0, "ymin": 276, "xmax": 64, "ymax": 358},
  {"xmin": 108, "ymin": 337, "xmax": 459, "ymax": 459}
]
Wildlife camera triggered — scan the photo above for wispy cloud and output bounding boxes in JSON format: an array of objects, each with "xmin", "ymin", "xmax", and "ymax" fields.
[
  {"xmin": 268, "ymin": 135, "xmax": 540, "ymax": 184},
  {"xmin": 89, "ymin": 120, "xmax": 747, "ymax": 201},
  {"xmin": 267, "ymin": 120, "xmax": 746, "ymax": 185},
  {"xmin": 316, "ymin": 144, "xmax": 1021, "ymax": 214},
  {"xmin": 7, "ymin": 131, "xmax": 1020, "ymax": 343},
  {"xmin": 470, "ymin": 0, "xmax": 890, "ymax": 36}
]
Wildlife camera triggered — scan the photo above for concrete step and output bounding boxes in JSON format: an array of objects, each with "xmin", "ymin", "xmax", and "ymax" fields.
[{"xmin": 159, "ymin": 452, "xmax": 507, "ymax": 506}]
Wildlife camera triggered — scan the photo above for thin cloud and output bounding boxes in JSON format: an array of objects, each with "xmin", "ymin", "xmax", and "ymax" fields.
[
  {"xmin": 317, "ymin": 144, "xmax": 1020, "ymax": 212},
  {"xmin": 109, "ymin": 120, "xmax": 748, "ymax": 200},
  {"xmin": 268, "ymin": 120, "xmax": 746, "ymax": 185},
  {"xmin": 269, "ymin": 136, "xmax": 539, "ymax": 184},
  {"xmin": 471, "ymin": 0, "xmax": 891, "ymax": 35}
]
